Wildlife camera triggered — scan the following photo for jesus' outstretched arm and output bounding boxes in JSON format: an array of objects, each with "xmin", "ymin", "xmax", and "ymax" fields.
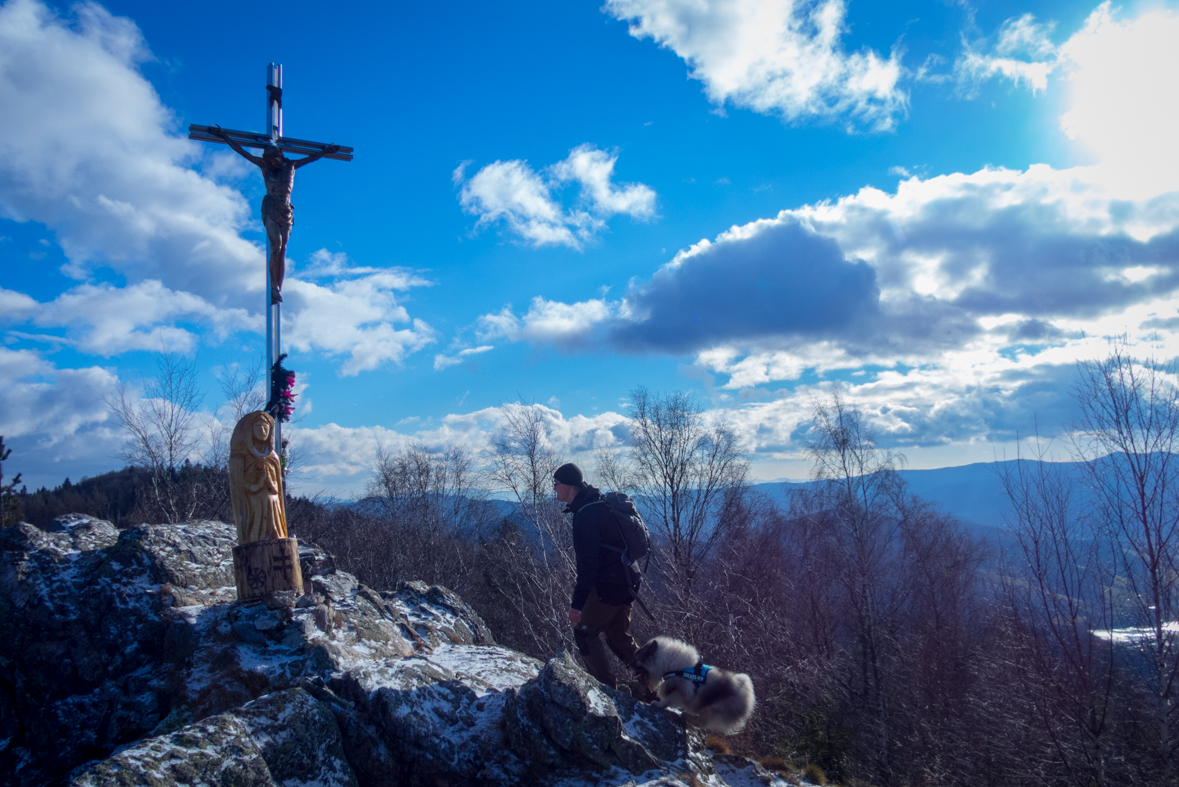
[
  {"xmin": 210, "ymin": 125, "xmax": 264, "ymax": 167},
  {"xmin": 292, "ymin": 143, "xmax": 341, "ymax": 169}
]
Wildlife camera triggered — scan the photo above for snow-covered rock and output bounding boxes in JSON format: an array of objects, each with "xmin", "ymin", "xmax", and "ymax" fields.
[
  {"xmin": 71, "ymin": 687, "xmax": 357, "ymax": 787},
  {"xmin": 0, "ymin": 516, "xmax": 791, "ymax": 787}
]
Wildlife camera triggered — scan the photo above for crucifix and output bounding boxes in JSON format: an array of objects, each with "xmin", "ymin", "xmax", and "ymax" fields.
[{"xmin": 189, "ymin": 63, "xmax": 353, "ymax": 456}]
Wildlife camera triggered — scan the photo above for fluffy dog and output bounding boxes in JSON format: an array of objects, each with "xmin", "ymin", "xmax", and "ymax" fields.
[{"xmin": 631, "ymin": 636, "xmax": 755, "ymax": 734}]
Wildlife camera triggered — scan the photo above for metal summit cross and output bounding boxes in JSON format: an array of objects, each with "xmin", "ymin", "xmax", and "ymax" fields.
[{"xmin": 189, "ymin": 63, "xmax": 352, "ymax": 454}]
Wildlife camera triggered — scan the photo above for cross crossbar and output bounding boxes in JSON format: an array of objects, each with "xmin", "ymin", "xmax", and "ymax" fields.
[{"xmin": 187, "ymin": 124, "xmax": 353, "ymax": 161}]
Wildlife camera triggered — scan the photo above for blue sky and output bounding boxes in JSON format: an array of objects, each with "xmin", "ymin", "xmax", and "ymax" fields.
[{"xmin": 3, "ymin": 0, "xmax": 1178, "ymax": 494}]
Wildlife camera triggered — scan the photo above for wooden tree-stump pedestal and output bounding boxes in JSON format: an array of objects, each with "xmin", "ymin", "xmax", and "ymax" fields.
[{"xmin": 233, "ymin": 537, "xmax": 304, "ymax": 602}]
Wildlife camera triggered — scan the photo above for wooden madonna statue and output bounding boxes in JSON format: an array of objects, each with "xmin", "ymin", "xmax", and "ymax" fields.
[{"xmin": 229, "ymin": 411, "xmax": 303, "ymax": 601}]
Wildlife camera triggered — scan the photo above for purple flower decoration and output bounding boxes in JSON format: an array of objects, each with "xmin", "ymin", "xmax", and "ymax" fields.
[{"xmin": 267, "ymin": 353, "xmax": 298, "ymax": 423}]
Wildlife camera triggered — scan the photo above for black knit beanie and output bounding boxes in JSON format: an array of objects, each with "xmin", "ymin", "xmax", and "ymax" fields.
[{"xmin": 553, "ymin": 463, "xmax": 584, "ymax": 486}]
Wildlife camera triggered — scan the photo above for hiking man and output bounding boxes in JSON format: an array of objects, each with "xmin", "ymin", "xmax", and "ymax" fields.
[
  {"xmin": 211, "ymin": 125, "xmax": 339, "ymax": 304},
  {"xmin": 555, "ymin": 462, "xmax": 639, "ymax": 688}
]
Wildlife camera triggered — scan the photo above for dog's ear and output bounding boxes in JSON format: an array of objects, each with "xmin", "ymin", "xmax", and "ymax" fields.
[{"xmin": 635, "ymin": 640, "xmax": 658, "ymax": 661}]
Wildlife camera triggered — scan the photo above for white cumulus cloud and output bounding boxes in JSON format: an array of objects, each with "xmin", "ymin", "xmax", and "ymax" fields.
[
  {"xmin": 604, "ymin": 0, "xmax": 907, "ymax": 131},
  {"xmin": 480, "ymin": 161, "xmax": 1179, "ymax": 380},
  {"xmin": 549, "ymin": 145, "xmax": 657, "ymax": 219},
  {"xmin": 434, "ymin": 345, "xmax": 494, "ymax": 371},
  {"xmin": 955, "ymin": 13, "xmax": 1059, "ymax": 95},
  {"xmin": 283, "ymin": 265, "xmax": 437, "ymax": 377},
  {"xmin": 0, "ymin": 0, "xmax": 260, "ymax": 303},
  {"xmin": 0, "ymin": 346, "xmax": 125, "ymax": 488},
  {"xmin": 477, "ymin": 297, "xmax": 619, "ymax": 347},
  {"xmin": 0, "ymin": 280, "xmax": 257, "ymax": 355},
  {"xmin": 456, "ymin": 145, "xmax": 656, "ymax": 249},
  {"xmin": 286, "ymin": 403, "xmax": 630, "ymax": 497}
]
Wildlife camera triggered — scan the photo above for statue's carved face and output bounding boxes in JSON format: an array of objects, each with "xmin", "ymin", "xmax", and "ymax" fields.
[{"xmin": 252, "ymin": 418, "xmax": 271, "ymax": 446}]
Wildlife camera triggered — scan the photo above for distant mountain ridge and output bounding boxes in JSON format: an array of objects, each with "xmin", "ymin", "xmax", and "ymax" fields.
[{"xmin": 752, "ymin": 457, "xmax": 1095, "ymax": 533}]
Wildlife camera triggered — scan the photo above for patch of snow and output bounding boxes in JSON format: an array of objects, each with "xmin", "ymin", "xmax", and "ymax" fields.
[
  {"xmin": 584, "ymin": 684, "xmax": 616, "ymax": 717},
  {"xmin": 1095, "ymin": 621, "xmax": 1179, "ymax": 643},
  {"xmin": 349, "ymin": 657, "xmax": 448, "ymax": 695},
  {"xmin": 387, "ymin": 594, "xmax": 478, "ymax": 642},
  {"xmin": 621, "ymin": 711, "xmax": 663, "ymax": 743},
  {"xmin": 426, "ymin": 643, "xmax": 540, "ymax": 693}
]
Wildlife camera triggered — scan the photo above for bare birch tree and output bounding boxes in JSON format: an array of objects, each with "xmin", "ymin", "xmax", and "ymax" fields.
[
  {"xmin": 625, "ymin": 387, "xmax": 748, "ymax": 632},
  {"xmin": 1071, "ymin": 341, "xmax": 1179, "ymax": 783},
  {"xmin": 795, "ymin": 390, "xmax": 908, "ymax": 781},
  {"xmin": 998, "ymin": 438, "xmax": 1118, "ymax": 787},
  {"xmin": 207, "ymin": 359, "xmax": 267, "ymax": 470},
  {"xmin": 361, "ymin": 442, "xmax": 489, "ymax": 588},
  {"xmin": 484, "ymin": 401, "xmax": 576, "ymax": 656},
  {"xmin": 103, "ymin": 350, "xmax": 206, "ymax": 523}
]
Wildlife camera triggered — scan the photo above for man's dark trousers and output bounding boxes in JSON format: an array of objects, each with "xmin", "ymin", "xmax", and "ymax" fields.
[{"xmin": 574, "ymin": 589, "xmax": 638, "ymax": 688}]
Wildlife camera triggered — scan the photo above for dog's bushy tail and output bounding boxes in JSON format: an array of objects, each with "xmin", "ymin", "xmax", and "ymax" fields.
[
  {"xmin": 730, "ymin": 673, "xmax": 756, "ymax": 733},
  {"xmin": 701, "ymin": 672, "xmax": 756, "ymax": 735}
]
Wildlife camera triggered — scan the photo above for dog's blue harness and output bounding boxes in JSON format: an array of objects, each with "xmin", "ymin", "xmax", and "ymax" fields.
[{"xmin": 664, "ymin": 662, "xmax": 711, "ymax": 685}]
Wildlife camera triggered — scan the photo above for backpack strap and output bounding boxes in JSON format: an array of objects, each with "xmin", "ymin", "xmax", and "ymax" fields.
[
  {"xmin": 579, "ymin": 499, "xmax": 627, "ymax": 554},
  {"xmin": 580, "ymin": 500, "xmax": 626, "ymax": 552},
  {"xmin": 630, "ymin": 592, "xmax": 655, "ymax": 622}
]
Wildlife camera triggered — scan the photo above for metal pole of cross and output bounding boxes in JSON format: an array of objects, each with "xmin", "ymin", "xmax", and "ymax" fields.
[{"xmin": 189, "ymin": 64, "xmax": 353, "ymax": 463}]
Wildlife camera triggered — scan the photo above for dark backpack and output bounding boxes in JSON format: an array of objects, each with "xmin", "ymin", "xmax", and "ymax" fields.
[
  {"xmin": 597, "ymin": 491, "xmax": 651, "ymax": 572},
  {"xmin": 584, "ymin": 492, "xmax": 653, "ymax": 620},
  {"xmin": 587, "ymin": 492, "xmax": 655, "ymax": 596}
]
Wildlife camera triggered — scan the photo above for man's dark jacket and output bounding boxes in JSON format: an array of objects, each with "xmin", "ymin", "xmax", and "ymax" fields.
[{"xmin": 568, "ymin": 484, "xmax": 634, "ymax": 610}]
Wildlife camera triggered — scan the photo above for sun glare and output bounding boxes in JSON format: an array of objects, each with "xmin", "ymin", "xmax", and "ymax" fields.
[{"xmin": 1060, "ymin": 4, "xmax": 1179, "ymax": 197}]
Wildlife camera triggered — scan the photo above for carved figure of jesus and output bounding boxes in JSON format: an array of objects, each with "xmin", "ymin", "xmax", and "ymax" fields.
[
  {"xmin": 213, "ymin": 126, "xmax": 339, "ymax": 304},
  {"xmin": 229, "ymin": 411, "xmax": 289, "ymax": 543}
]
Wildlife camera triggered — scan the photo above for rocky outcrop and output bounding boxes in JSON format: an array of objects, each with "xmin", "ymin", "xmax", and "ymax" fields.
[
  {"xmin": 0, "ymin": 516, "xmax": 791, "ymax": 787},
  {"xmin": 71, "ymin": 688, "xmax": 358, "ymax": 787}
]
